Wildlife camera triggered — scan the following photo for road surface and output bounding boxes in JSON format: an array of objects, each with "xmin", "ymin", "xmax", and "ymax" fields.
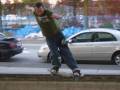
[{"xmin": 0, "ymin": 43, "xmax": 120, "ymax": 76}]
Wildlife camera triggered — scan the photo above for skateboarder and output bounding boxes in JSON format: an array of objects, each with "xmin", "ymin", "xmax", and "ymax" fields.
[{"xmin": 26, "ymin": 2, "xmax": 81, "ymax": 80}]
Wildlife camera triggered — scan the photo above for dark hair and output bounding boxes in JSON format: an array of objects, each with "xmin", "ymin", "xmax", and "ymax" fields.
[{"xmin": 35, "ymin": 2, "xmax": 44, "ymax": 8}]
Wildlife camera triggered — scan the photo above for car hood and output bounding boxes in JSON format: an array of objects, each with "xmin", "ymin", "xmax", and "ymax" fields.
[
  {"xmin": 41, "ymin": 43, "xmax": 48, "ymax": 47},
  {"xmin": 1, "ymin": 37, "xmax": 18, "ymax": 42}
]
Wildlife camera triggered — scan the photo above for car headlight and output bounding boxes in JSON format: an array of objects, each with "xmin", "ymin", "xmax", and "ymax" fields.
[
  {"xmin": 17, "ymin": 41, "xmax": 22, "ymax": 46},
  {"xmin": 39, "ymin": 44, "xmax": 48, "ymax": 51}
]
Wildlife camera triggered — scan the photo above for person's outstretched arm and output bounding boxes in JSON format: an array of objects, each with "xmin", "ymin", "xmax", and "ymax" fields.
[{"xmin": 51, "ymin": 13, "xmax": 62, "ymax": 20}]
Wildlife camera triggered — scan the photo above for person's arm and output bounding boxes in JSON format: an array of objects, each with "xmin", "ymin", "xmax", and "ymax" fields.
[
  {"xmin": 25, "ymin": 5, "xmax": 34, "ymax": 12},
  {"xmin": 51, "ymin": 13, "xmax": 62, "ymax": 20}
]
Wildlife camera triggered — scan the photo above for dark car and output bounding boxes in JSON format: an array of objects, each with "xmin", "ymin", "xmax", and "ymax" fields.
[{"xmin": 0, "ymin": 33, "xmax": 23, "ymax": 60}]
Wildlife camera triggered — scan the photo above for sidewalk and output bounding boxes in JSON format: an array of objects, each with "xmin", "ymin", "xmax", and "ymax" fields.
[{"xmin": 0, "ymin": 78, "xmax": 120, "ymax": 90}]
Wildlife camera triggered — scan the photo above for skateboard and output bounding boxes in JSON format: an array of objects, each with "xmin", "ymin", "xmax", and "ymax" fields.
[{"xmin": 48, "ymin": 69, "xmax": 83, "ymax": 81}]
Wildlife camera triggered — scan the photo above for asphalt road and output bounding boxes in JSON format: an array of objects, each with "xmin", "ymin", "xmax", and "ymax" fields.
[
  {"xmin": 2, "ymin": 43, "xmax": 111, "ymax": 64},
  {"xmin": 0, "ymin": 43, "xmax": 119, "ymax": 70},
  {"xmin": 10, "ymin": 44, "xmax": 42, "ymax": 63},
  {"xmin": 0, "ymin": 43, "xmax": 120, "ymax": 76}
]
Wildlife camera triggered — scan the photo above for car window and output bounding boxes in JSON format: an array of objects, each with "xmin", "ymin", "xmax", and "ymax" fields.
[
  {"xmin": 94, "ymin": 32, "xmax": 117, "ymax": 42},
  {"xmin": 91, "ymin": 33, "xmax": 99, "ymax": 42},
  {"xmin": 71, "ymin": 32, "xmax": 93, "ymax": 43}
]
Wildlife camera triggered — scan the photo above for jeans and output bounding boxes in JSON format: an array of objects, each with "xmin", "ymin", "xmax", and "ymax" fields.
[{"xmin": 46, "ymin": 31, "xmax": 78, "ymax": 70}]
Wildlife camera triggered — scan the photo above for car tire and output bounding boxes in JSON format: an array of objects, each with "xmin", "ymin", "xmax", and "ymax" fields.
[
  {"xmin": 0, "ymin": 53, "xmax": 10, "ymax": 61},
  {"xmin": 112, "ymin": 52, "xmax": 120, "ymax": 65}
]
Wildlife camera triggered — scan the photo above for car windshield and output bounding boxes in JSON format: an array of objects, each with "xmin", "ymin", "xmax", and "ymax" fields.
[{"xmin": 0, "ymin": 33, "xmax": 5, "ymax": 40}]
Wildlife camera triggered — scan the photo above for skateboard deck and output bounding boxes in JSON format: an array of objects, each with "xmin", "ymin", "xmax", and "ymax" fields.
[{"xmin": 48, "ymin": 69, "xmax": 84, "ymax": 81}]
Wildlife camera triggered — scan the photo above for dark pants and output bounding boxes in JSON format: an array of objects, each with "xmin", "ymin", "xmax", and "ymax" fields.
[{"xmin": 46, "ymin": 31, "xmax": 78, "ymax": 70}]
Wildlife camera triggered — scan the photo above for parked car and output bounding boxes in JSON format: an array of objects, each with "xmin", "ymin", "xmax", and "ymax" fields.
[
  {"xmin": 0, "ymin": 33, "xmax": 23, "ymax": 60},
  {"xmin": 38, "ymin": 28, "xmax": 120, "ymax": 65}
]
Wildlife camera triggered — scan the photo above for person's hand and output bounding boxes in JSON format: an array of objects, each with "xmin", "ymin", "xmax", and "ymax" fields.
[
  {"xmin": 61, "ymin": 39, "xmax": 67, "ymax": 46},
  {"xmin": 25, "ymin": 5, "xmax": 34, "ymax": 11},
  {"xmin": 25, "ymin": 5, "xmax": 30, "ymax": 9}
]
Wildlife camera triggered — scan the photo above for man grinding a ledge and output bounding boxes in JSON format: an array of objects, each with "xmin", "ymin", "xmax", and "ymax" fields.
[{"xmin": 26, "ymin": 2, "xmax": 81, "ymax": 79}]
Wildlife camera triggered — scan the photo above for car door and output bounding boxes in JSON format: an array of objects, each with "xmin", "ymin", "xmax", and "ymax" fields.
[
  {"xmin": 68, "ymin": 32, "xmax": 94, "ymax": 60},
  {"xmin": 91, "ymin": 32, "xmax": 117, "ymax": 60}
]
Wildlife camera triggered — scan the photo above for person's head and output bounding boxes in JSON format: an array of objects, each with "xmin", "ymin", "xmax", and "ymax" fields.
[{"xmin": 34, "ymin": 2, "xmax": 45, "ymax": 16}]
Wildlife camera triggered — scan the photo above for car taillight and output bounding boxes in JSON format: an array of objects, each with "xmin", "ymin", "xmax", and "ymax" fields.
[{"xmin": 9, "ymin": 43, "xmax": 16, "ymax": 48}]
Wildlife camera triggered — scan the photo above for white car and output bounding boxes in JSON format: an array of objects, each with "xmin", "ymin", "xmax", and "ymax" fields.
[
  {"xmin": 25, "ymin": 32, "xmax": 44, "ymax": 39},
  {"xmin": 38, "ymin": 28, "xmax": 120, "ymax": 65}
]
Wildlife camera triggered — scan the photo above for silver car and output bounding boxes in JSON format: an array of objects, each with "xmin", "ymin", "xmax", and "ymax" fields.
[{"xmin": 38, "ymin": 28, "xmax": 120, "ymax": 65}]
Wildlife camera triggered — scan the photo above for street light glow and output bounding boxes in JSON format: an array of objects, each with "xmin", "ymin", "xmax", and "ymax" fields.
[{"xmin": 1, "ymin": 0, "xmax": 22, "ymax": 4}]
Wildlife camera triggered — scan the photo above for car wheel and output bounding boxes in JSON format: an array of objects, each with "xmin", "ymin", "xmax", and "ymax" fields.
[
  {"xmin": 112, "ymin": 52, "xmax": 120, "ymax": 65},
  {"xmin": 0, "ymin": 53, "xmax": 10, "ymax": 61}
]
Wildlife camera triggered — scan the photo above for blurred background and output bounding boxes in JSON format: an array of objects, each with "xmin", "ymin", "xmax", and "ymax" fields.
[{"xmin": 0, "ymin": 0, "xmax": 120, "ymax": 39}]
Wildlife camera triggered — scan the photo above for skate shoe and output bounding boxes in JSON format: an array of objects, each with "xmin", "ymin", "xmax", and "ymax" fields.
[
  {"xmin": 73, "ymin": 69, "xmax": 81, "ymax": 81},
  {"xmin": 50, "ymin": 66, "xmax": 59, "ymax": 75}
]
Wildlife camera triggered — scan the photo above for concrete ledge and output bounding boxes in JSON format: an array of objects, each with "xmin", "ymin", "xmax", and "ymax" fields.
[
  {"xmin": 0, "ymin": 69, "xmax": 120, "ymax": 90},
  {"xmin": 0, "ymin": 74, "xmax": 120, "ymax": 82},
  {"xmin": 0, "ymin": 66, "xmax": 120, "ymax": 76},
  {"xmin": 0, "ymin": 66, "xmax": 120, "ymax": 82}
]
